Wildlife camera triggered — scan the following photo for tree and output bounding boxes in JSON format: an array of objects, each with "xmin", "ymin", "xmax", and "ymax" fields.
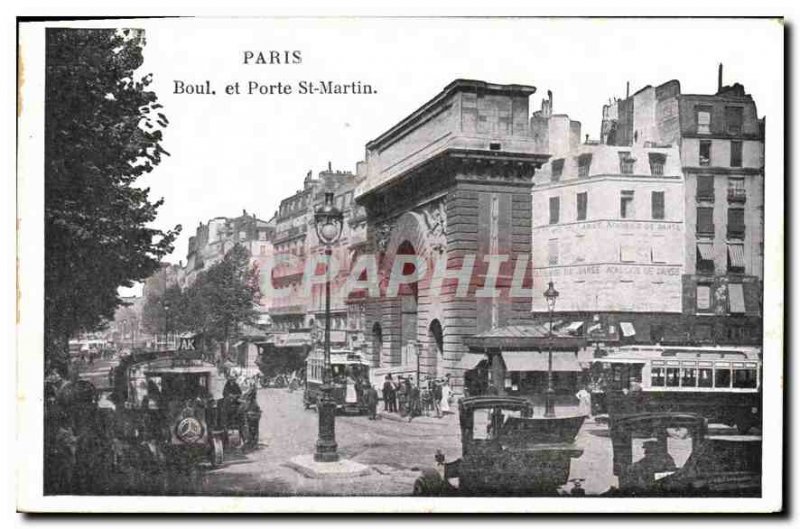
[
  {"xmin": 141, "ymin": 284, "xmax": 184, "ymax": 339},
  {"xmin": 45, "ymin": 28, "xmax": 180, "ymax": 374},
  {"xmin": 199, "ymin": 244, "xmax": 261, "ymax": 355}
]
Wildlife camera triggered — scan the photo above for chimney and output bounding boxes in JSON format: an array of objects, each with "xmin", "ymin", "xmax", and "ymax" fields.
[
  {"xmin": 718, "ymin": 63, "xmax": 723, "ymax": 92},
  {"xmin": 328, "ymin": 161, "xmax": 332, "ymax": 172},
  {"xmin": 626, "ymin": 81, "xmax": 630, "ymax": 99}
]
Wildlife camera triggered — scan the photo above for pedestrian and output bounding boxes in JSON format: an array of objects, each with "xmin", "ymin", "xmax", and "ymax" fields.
[
  {"xmin": 575, "ymin": 386, "xmax": 592, "ymax": 417},
  {"xmin": 365, "ymin": 384, "xmax": 379, "ymax": 420},
  {"xmin": 242, "ymin": 388, "xmax": 262, "ymax": 449},
  {"xmin": 440, "ymin": 375, "xmax": 453, "ymax": 415},
  {"xmin": 397, "ymin": 377, "xmax": 408, "ymax": 416},
  {"xmin": 432, "ymin": 379, "xmax": 443, "ymax": 418},
  {"xmin": 382, "ymin": 375, "xmax": 395, "ymax": 412},
  {"xmin": 407, "ymin": 382, "xmax": 421, "ymax": 422}
]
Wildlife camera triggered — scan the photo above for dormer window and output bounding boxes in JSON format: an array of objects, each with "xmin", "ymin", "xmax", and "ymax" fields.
[
  {"xmin": 648, "ymin": 152, "xmax": 666, "ymax": 176},
  {"xmin": 577, "ymin": 153, "xmax": 593, "ymax": 178},
  {"xmin": 619, "ymin": 152, "xmax": 635, "ymax": 174}
]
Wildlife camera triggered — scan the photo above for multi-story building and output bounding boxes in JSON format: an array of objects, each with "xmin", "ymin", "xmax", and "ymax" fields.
[
  {"xmin": 601, "ymin": 67, "xmax": 764, "ymax": 344},
  {"xmin": 264, "ymin": 165, "xmax": 364, "ymax": 369},
  {"xmin": 184, "ymin": 209, "xmax": 274, "ymax": 287},
  {"xmin": 531, "ymin": 92, "xmax": 686, "ymax": 344}
]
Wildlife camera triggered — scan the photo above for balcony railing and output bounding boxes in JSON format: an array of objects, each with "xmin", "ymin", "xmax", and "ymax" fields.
[
  {"xmin": 727, "ymin": 226, "xmax": 746, "ymax": 240},
  {"xmin": 727, "ymin": 188, "xmax": 747, "ymax": 203},
  {"xmin": 696, "ymin": 224, "xmax": 715, "ymax": 237}
]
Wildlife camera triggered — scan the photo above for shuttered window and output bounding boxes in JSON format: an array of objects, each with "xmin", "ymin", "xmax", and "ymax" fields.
[
  {"xmin": 549, "ymin": 196, "xmax": 560, "ymax": 224},
  {"xmin": 651, "ymin": 191, "xmax": 665, "ymax": 220}
]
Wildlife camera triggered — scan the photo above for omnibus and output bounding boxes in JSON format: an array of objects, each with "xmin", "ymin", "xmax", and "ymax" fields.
[
  {"xmin": 591, "ymin": 345, "xmax": 762, "ymax": 434},
  {"xmin": 303, "ymin": 348, "xmax": 371, "ymax": 414}
]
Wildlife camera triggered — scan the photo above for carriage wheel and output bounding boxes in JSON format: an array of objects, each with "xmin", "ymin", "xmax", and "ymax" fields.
[{"xmin": 211, "ymin": 437, "xmax": 224, "ymax": 467}]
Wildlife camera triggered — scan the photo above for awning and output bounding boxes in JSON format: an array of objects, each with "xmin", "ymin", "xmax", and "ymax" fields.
[
  {"xmin": 459, "ymin": 353, "xmax": 487, "ymax": 370},
  {"xmin": 728, "ymin": 244, "xmax": 746, "ymax": 269},
  {"xmin": 697, "ymin": 243, "xmax": 714, "ymax": 260},
  {"xmin": 565, "ymin": 321, "xmax": 584, "ymax": 333},
  {"xmin": 587, "ymin": 323, "xmax": 602, "ymax": 334},
  {"xmin": 620, "ymin": 322, "xmax": 636, "ymax": 337},
  {"xmin": 728, "ymin": 283, "xmax": 746, "ymax": 314},
  {"xmin": 502, "ymin": 351, "xmax": 582, "ymax": 372}
]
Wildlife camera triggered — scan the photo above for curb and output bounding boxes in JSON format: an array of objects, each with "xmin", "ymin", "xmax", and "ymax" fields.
[{"xmin": 377, "ymin": 411, "xmax": 456, "ymax": 427}]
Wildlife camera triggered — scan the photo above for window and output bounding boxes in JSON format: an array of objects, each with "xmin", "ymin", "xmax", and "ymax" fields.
[
  {"xmin": 697, "ymin": 174, "xmax": 715, "ymax": 201},
  {"xmin": 681, "ymin": 366, "xmax": 697, "ymax": 387},
  {"xmin": 733, "ymin": 367, "xmax": 758, "ymax": 389},
  {"xmin": 725, "ymin": 106, "xmax": 743, "ymax": 135},
  {"xmin": 549, "ymin": 196, "xmax": 560, "ymax": 224},
  {"xmin": 699, "ymin": 140, "xmax": 712, "ymax": 166},
  {"xmin": 551, "ymin": 159, "xmax": 564, "ymax": 182},
  {"xmin": 696, "ymin": 106, "xmax": 712, "ymax": 134},
  {"xmin": 620, "ymin": 190, "xmax": 634, "ymax": 219},
  {"xmin": 651, "ymin": 191, "xmax": 665, "ymax": 220},
  {"xmin": 730, "ymin": 140, "xmax": 743, "ymax": 167},
  {"xmin": 696, "ymin": 284, "xmax": 712, "ymax": 311},
  {"xmin": 698, "ymin": 366, "xmax": 713, "ymax": 388},
  {"xmin": 651, "ymin": 365, "xmax": 665, "ymax": 387},
  {"xmin": 620, "ymin": 241, "xmax": 636, "ymax": 263},
  {"xmin": 548, "ymin": 239, "xmax": 559, "ymax": 266},
  {"xmin": 649, "ymin": 152, "xmax": 666, "ymax": 176},
  {"xmin": 714, "ymin": 365, "xmax": 732, "ymax": 388},
  {"xmin": 651, "ymin": 241, "xmax": 667, "ymax": 263},
  {"xmin": 697, "ymin": 242, "xmax": 715, "ymax": 274},
  {"xmin": 576, "ymin": 192, "xmax": 588, "ymax": 221},
  {"xmin": 696, "ymin": 207, "xmax": 714, "ymax": 236},
  {"xmin": 619, "ymin": 151, "xmax": 634, "ymax": 174},
  {"xmin": 727, "ymin": 208, "xmax": 745, "ymax": 239},
  {"xmin": 577, "ymin": 153, "xmax": 593, "ymax": 178},
  {"xmin": 727, "ymin": 244, "xmax": 745, "ymax": 273},
  {"xmin": 665, "ymin": 366, "xmax": 680, "ymax": 387},
  {"xmin": 728, "ymin": 282, "xmax": 746, "ymax": 313}
]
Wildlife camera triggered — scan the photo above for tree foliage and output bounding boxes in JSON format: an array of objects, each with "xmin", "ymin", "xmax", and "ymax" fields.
[
  {"xmin": 45, "ymin": 28, "xmax": 179, "ymax": 373},
  {"xmin": 142, "ymin": 245, "xmax": 261, "ymax": 353}
]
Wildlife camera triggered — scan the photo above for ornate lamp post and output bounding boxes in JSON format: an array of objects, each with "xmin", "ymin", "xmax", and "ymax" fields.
[
  {"xmin": 163, "ymin": 301, "xmax": 171, "ymax": 350},
  {"xmin": 543, "ymin": 281, "xmax": 559, "ymax": 418},
  {"xmin": 313, "ymin": 192, "xmax": 344, "ymax": 463}
]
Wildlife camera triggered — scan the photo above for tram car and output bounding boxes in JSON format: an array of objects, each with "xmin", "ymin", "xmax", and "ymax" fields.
[
  {"xmin": 590, "ymin": 345, "xmax": 762, "ymax": 434},
  {"xmin": 303, "ymin": 348, "xmax": 371, "ymax": 414}
]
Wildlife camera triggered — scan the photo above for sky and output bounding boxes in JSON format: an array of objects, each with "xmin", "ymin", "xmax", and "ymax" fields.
[{"xmin": 119, "ymin": 17, "xmax": 781, "ymax": 294}]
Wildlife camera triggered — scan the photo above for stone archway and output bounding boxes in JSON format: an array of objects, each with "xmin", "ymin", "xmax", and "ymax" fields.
[{"xmin": 427, "ymin": 318, "xmax": 444, "ymax": 378}]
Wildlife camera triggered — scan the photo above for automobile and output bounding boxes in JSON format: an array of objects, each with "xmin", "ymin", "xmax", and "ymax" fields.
[
  {"xmin": 111, "ymin": 350, "xmax": 237, "ymax": 468},
  {"xmin": 413, "ymin": 396, "xmax": 585, "ymax": 496},
  {"xmin": 605, "ymin": 411, "xmax": 761, "ymax": 496}
]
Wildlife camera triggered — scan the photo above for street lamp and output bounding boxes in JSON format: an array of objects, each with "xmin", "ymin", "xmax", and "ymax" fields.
[
  {"xmin": 164, "ymin": 301, "xmax": 171, "ymax": 350},
  {"xmin": 313, "ymin": 191, "xmax": 344, "ymax": 463},
  {"xmin": 543, "ymin": 281, "xmax": 559, "ymax": 418}
]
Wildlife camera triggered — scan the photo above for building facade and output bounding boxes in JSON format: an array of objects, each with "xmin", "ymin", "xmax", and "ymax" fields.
[
  {"xmin": 355, "ymin": 79, "xmax": 549, "ymax": 391},
  {"xmin": 531, "ymin": 92, "xmax": 686, "ymax": 343},
  {"xmin": 601, "ymin": 69, "xmax": 764, "ymax": 344}
]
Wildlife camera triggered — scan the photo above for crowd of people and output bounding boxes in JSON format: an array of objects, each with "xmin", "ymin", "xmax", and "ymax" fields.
[{"xmin": 379, "ymin": 373, "xmax": 454, "ymax": 422}]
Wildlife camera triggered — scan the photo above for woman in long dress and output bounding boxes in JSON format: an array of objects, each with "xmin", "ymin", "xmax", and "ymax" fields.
[{"xmin": 440, "ymin": 378, "xmax": 452, "ymax": 414}]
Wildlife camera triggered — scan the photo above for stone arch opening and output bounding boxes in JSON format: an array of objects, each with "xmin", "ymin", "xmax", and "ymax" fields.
[
  {"xmin": 427, "ymin": 318, "xmax": 444, "ymax": 378},
  {"xmin": 371, "ymin": 322, "xmax": 383, "ymax": 367},
  {"xmin": 397, "ymin": 240, "xmax": 419, "ymax": 367}
]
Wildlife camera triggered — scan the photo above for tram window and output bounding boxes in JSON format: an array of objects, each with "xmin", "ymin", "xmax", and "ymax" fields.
[
  {"xmin": 681, "ymin": 368, "xmax": 697, "ymax": 387},
  {"xmin": 665, "ymin": 367, "xmax": 680, "ymax": 387},
  {"xmin": 733, "ymin": 368, "xmax": 758, "ymax": 389},
  {"xmin": 714, "ymin": 368, "xmax": 732, "ymax": 388},
  {"xmin": 698, "ymin": 368, "xmax": 713, "ymax": 388},
  {"xmin": 651, "ymin": 367, "xmax": 665, "ymax": 387}
]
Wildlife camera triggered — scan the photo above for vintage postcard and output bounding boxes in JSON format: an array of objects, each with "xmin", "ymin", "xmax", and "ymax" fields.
[{"xmin": 15, "ymin": 16, "xmax": 784, "ymax": 513}]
